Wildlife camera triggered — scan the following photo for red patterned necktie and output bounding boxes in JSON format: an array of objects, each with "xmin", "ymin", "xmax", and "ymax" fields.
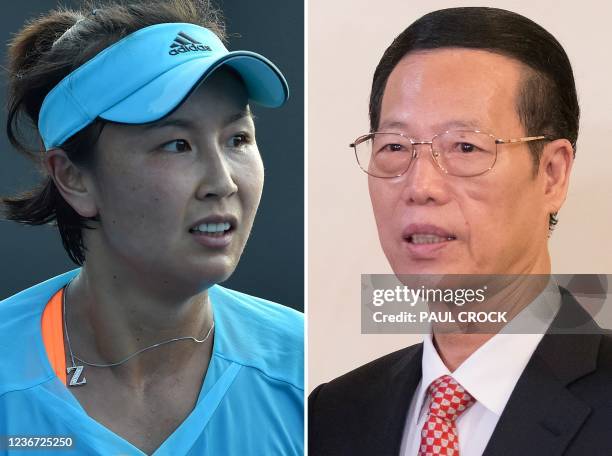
[{"xmin": 418, "ymin": 375, "xmax": 475, "ymax": 456}]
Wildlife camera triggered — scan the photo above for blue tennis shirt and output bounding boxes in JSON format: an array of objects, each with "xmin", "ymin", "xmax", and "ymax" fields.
[{"xmin": 0, "ymin": 269, "xmax": 304, "ymax": 455}]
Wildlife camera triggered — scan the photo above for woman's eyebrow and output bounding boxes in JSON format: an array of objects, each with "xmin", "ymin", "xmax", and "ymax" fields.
[
  {"xmin": 139, "ymin": 108, "xmax": 252, "ymax": 132},
  {"xmin": 141, "ymin": 117, "xmax": 195, "ymax": 131},
  {"xmin": 224, "ymin": 108, "xmax": 252, "ymax": 126}
]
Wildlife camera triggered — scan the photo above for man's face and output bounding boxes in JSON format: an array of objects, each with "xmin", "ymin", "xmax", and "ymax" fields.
[{"xmin": 369, "ymin": 48, "xmax": 553, "ymax": 275}]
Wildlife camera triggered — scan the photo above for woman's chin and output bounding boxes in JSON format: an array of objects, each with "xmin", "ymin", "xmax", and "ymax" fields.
[{"xmin": 192, "ymin": 260, "xmax": 238, "ymax": 288}]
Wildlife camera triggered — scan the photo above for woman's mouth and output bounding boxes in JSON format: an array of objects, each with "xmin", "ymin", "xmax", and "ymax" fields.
[
  {"xmin": 189, "ymin": 222, "xmax": 232, "ymax": 237},
  {"xmin": 189, "ymin": 216, "xmax": 237, "ymax": 248}
]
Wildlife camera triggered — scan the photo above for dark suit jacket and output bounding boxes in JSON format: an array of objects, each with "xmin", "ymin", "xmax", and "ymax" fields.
[{"xmin": 309, "ymin": 289, "xmax": 612, "ymax": 455}]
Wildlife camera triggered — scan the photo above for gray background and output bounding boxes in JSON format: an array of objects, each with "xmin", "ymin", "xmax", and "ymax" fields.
[{"xmin": 0, "ymin": 1, "xmax": 304, "ymax": 310}]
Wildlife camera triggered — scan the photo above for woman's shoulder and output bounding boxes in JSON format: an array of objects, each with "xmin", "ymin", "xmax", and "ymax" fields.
[
  {"xmin": 211, "ymin": 285, "xmax": 303, "ymax": 324},
  {"xmin": 209, "ymin": 285, "xmax": 304, "ymax": 390},
  {"xmin": 0, "ymin": 270, "xmax": 79, "ymax": 395},
  {"xmin": 0, "ymin": 269, "xmax": 79, "ymax": 327}
]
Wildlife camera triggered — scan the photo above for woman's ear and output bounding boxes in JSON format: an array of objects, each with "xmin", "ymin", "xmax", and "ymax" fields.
[
  {"xmin": 44, "ymin": 149, "xmax": 98, "ymax": 218},
  {"xmin": 539, "ymin": 138, "xmax": 574, "ymax": 215}
]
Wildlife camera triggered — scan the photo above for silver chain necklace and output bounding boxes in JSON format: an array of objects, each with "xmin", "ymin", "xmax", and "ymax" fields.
[{"xmin": 62, "ymin": 281, "xmax": 214, "ymax": 387}]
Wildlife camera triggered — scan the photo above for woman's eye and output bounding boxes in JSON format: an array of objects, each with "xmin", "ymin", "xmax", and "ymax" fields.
[
  {"xmin": 160, "ymin": 139, "xmax": 191, "ymax": 153},
  {"xmin": 227, "ymin": 133, "xmax": 251, "ymax": 149}
]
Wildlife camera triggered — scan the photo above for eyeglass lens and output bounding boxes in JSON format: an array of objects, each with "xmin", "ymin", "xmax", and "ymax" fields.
[{"xmin": 355, "ymin": 131, "xmax": 497, "ymax": 177}]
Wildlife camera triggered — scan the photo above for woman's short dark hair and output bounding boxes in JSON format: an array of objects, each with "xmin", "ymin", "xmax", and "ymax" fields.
[
  {"xmin": 369, "ymin": 7, "xmax": 579, "ymax": 232},
  {"xmin": 2, "ymin": 0, "xmax": 226, "ymax": 265}
]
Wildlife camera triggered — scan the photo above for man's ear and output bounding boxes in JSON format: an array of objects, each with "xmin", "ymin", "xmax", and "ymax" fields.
[
  {"xmin": 539, "ymin": 138, "xmax": 574, "ymax": 215},
  {"xmin": 44, "ymin": 149, "xmax": 98, "ymax": 218}
]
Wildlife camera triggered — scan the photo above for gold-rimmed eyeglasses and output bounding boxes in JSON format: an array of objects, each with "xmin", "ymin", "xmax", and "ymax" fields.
[{"xmin": 350, "ymin": 130, "xmax": 553, "ymax": 178}]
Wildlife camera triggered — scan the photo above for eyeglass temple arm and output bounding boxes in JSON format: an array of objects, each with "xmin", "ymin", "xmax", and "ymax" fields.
[{"xmin": 495, "ymin": 135, "xmax": 550, "ymax": 144}]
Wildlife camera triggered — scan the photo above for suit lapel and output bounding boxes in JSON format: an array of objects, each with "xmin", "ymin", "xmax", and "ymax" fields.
[
  {"xmin": 483, "ymin": 291, "xmax": 600, "ymax": 456},
  {"xmin": 369, "ymin": 344, "xmax": 423, "ymax": 455}
]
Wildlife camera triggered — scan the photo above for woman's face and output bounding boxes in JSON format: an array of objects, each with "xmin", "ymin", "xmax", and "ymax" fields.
[{"xmin": 84, "ymin": 69, "xmax": 263, "ymax": 291}]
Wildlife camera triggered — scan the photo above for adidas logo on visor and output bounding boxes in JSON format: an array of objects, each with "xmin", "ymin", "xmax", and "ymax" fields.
[{"xmin": 169, "ymin": 32, "xmax": 212, "ymax": 56}]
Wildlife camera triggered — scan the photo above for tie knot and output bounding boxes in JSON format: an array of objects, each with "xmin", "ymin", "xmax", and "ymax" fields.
[{"xmin": 426, "ymin": 375, "xmax": 474, "ymax": 422}]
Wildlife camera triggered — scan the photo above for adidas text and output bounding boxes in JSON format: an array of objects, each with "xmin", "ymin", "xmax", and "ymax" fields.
[{"xmin": 169, "ymin": 43, "xmax": 212, "ymax": 56}]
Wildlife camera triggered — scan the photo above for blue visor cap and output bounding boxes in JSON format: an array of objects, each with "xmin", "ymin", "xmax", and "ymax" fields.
[{"xmin": 38, "ymin": 23, "xmax": 289, "ymax": 150}]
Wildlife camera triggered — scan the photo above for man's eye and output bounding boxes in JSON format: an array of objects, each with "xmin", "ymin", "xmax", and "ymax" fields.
[
  {"xmin": 458, "ymin": 142, "xmax": 477, "ymax": 153},
  {"xmin": 382, "ymin": 143, "xmax": 406, "ymax": 153},
  {"xmin": 160, "ymin": 139, "xmax": 191, "ymax": 153}
]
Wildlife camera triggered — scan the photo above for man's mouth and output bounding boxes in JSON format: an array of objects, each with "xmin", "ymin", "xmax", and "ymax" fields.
[
  {"xmin": 408, "ymin": 234, "xmax": 457, "ymax": 245},
  {"xmin": 403, "ymin": 223, "xmax": 457, "ymax": 245}
]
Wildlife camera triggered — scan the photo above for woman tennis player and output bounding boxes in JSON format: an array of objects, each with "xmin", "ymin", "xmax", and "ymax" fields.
[{"xmin": 0, "ymin": 1, "xmax": 303, "ymax": 454}]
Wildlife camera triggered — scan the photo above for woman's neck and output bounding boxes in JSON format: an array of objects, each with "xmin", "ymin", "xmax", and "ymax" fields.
[{"xmin": 65, "ymin": 263, "xmax": 213, "ymax": 384}]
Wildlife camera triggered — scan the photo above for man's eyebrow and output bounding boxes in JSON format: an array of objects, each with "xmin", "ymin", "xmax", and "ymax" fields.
[
  {"xmin": 378, "ymin": 119, "xmax": 484, "ymax": 132},
  {"xmin": 378, "ymin": 120, "xmax": 410, "ymax": 131},
  {"xmin": 435, "ymin": 120, "xmax": 484, "ymax": 131}
]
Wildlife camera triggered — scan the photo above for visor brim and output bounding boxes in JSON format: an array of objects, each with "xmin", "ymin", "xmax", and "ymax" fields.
[{"xmin": 100, "ymin": 51, "xmax": 288, "ymax": 124}]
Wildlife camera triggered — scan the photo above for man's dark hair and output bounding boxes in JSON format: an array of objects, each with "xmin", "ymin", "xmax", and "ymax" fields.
[
  {"xmin": 369, "ymin": 7, "xmax": 579, "ymax": 232},
  {"xmin": 2, "ymin": 0, "xmax": 225, "ymax": 264}
]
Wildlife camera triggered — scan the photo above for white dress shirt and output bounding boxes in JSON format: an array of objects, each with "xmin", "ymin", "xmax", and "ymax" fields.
[{"xmin": 400, "ymin": 281, "xmax": 562, "ymax": 456}]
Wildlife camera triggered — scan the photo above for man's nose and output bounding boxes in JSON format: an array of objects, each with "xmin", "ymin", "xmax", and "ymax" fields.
[
  {"xmin": 400, "ymin": 143, "xmax": 450, "ymax": 205},
  {"xmin": 195, "ymin": 147, "xmax": 238, "ymax": 200}
]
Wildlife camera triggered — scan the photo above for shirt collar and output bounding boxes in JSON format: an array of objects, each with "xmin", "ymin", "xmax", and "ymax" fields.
[{"xmin": 415, "ymin": 279, "xmax": 561, "ymax": 417}]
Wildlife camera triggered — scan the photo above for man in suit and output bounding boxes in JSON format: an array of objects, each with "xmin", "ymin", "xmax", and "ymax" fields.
[{"xmin": 309, "ymin": 7, "xmax": 612, "ymax": 456}]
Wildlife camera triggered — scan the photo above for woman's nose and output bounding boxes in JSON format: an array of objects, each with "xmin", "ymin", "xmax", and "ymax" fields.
[{"xmin": 195, "ymin": 149, "xmax": 238, "ymax": 200}]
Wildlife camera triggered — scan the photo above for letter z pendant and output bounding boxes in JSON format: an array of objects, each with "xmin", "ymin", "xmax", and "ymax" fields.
[{"xmin": 67, "ymin": 365, "xmax": 87, "ymax": 386}]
